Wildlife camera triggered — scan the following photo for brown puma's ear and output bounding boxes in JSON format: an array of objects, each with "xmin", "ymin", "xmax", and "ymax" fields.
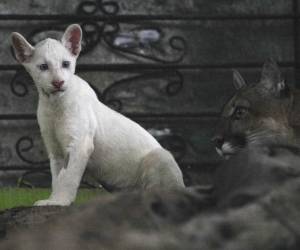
[
  {"xmin": 261, "ymin": 58, "xmax": 282, "ymax": 83},
  {"xmin": 233, "ymin": 69, "xmax": 247, "ymax": 90},
  {"xmin": 11, "ymin": 32, "xmax": 34, "ymax": 63},
  {"xmin": 62, "ymin": 24, "xmax": 82, "ymax": 57},
  {"xmin": 260, "ymin": 59, "xmax": 288, "ymax": 97}
]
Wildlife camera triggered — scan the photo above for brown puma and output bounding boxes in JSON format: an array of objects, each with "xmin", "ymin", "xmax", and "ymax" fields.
[{"xmin": 212, "ymin": 59, "xmax": 300, "ymax": 158}]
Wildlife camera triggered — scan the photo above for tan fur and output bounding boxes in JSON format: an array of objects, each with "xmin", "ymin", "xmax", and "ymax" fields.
[{"xmin": 213, "ymin": 59, "xmax": 298, "ymax": 157}]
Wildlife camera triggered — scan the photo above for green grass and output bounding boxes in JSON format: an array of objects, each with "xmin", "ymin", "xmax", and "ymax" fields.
[{"xmin": 0, "ymin": 188, "xmax": 106, "ymax": 211}]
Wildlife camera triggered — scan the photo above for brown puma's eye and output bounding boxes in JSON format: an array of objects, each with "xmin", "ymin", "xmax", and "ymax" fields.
[
  {"xmin": 39, "ymin": 63, "xmax": 48, "ymax": 71},
  {"xmin": 62, "ymin": 61, "xmax": 70, "ymax": 68},
  {"xmin": 234, "ymin": 107, "xmax": 248, "ymax": 120}
]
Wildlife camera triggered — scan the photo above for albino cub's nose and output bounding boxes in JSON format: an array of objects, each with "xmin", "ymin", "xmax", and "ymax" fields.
[{"xmin": 52, "ymin": 80, "xmax": 64, "ymax": 89}]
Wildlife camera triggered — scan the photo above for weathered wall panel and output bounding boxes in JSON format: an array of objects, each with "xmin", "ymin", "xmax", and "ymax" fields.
[
  {"xmin": 0, "ymin": 0, "xmax": 293, "ymax": 15},
  {"xmin": 0, "ymin": 0, "xmax": 298, "ymax": 186},
  {"xmin": 0, "ymin": 67, "xmax": 295, "ymax": 115},
  {"xmin": 0, "ymin": 118, "xmax": 218, "ymax": 169},
  {"xmin": 0, "ymin": 20, "xmax": 294, "ymax": 65},
  {"xmin": 117, "ymin": 0, "xmax": 293, "ymax": 15},
  {"xmin": 0, "ymin": 118, "xmax": 218, "ymax": 186}
]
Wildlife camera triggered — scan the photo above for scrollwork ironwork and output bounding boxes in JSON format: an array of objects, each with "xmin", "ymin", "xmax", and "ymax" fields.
[
  {"xmin": 17, "ymin": 169, "xmax": 50, "ymax": 188},
  {"xmin": 102, "ymin": 23, "xmax": 187, "ymax": 64},
  {"xmin": 77, "ymin": 0, "xmax": 119, "ymax": 16},
  {"xmin": 81, "ymin": 22, "xmax": 104, "ymax": 54},
  {"xmin": 100, "ymin": 70, "xmax": 184, "ymax": 112},
  {"xmin": 16, "ymin": 136, "xmax": 49, "ymax": 165},
  {"xmin": 16, "ymin": 168, "xmax": 100, "ymax": 188},
  {"xmin": 27, "ymin": 23, "xmax": 103, "ymax": 55},
  {"xmin": 9, "ymin": 68, "xmax": 184, "ymax": 113},
  {"xmin": 5, "ymin": 0, "xmax": 192, "ymax": 180},
  {"xmin": 13, "ymin": 132, "xmax": 188, "ymax": 167},
  {"xmin": 10, "ymin": 0, "xmax": 187, "ymax": 63},
  {"xmin": 157, "ymin": 134, "xmax": 187, "ymax": 161},
  {"xmin": 164, "ymin": 70, "xmax": 184, "ymax": 96},
  {"xmin": 28, "ymin": 27, "xmax": 64, "ymax": 45},
  {"xmin": 10, "ymin": 71, "xmax": 33, "ymax": 97}
]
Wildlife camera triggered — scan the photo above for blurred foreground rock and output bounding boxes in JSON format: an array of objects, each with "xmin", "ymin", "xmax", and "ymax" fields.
[
  {"xmin": 1, "ymin": 143, "xmax": 300, "ymax": 249},
  {"xmin": 0, "ymin": 179, "xmax": 300, "ymax": 250},
  {"xmin": 0, "ymin": 206, "xmax": 67, "ymax": 239}
]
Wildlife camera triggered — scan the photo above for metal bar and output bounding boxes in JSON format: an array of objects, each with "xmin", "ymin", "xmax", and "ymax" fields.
[
  {"xmin": 0, "ymin": 62, "xmax": 296, "ymax": 71},
  {"xmin": 0, "ymin": 14, "xmax": 296, "ymax": 22},
  {"xmin": 0, "ymin": 113, "xmax": 219, "ymax": 121},
  {"xmin": 293, "ymin": 0, "xmax": 300, "ymax": 88},
  {"xmin": 0, "ymin": 114, "xmax": 36, "ymax": 120},
  {"xmin": 0, "ymin": 166, "xmax": 49, "ymax": 171},
  {"xmin": 76, "ymin": 62, "xmax": 296, "ymax": 70},
  {"xmin": 0, "ymin": 162, "xmax": 217, "ymax": 171}
]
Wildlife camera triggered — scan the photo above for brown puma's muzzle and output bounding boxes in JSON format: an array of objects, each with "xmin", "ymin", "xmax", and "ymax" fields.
[{"xmin": 213, "ymin": 59, "xmax": 294, "ymax": 159}]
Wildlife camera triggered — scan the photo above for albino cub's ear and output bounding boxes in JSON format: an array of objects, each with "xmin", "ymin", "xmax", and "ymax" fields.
[
  {"xmin": 11, "ymin": 32, "xmax": 34, "ymax": 63},
  {"xmin": 62, "ymin": 24, "xmax": 82, "ymax": 57},
  {"xmin": 233, "ymin": 69, "xmax": 247, "ymax": 90}
]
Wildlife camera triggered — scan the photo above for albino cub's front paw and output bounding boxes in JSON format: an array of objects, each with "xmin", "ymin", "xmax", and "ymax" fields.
[{"xmin": 34, "ymin": 199, "xmax": 71, "ymax": 206}]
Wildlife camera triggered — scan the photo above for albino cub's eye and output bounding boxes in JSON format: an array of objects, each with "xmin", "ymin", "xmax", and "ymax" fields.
[
  {"xmin": 62, "ymin": 61, "xmax": 70, "ymax": 68},
  {"xmin": 39, "ymin": 64, "xmax": 48, "ymax": 71}
]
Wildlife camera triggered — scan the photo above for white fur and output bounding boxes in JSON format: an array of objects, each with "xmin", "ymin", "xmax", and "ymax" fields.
[
  {"xmin": 216, "ymin": 142, "xmax": 236, "ymax": 159},
  {"xmin": 11, "ymin": 25, "xmax": 184, "ymax": 206}
]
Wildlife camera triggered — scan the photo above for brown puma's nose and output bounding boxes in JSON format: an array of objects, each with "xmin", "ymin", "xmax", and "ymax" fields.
[
  {"xmin": 211, "ymin": 135, "xmax": 224, "ymax": 149},
  {"xmin": 52, "ymin": 80, "xmax": 64, "ymax": 89}
]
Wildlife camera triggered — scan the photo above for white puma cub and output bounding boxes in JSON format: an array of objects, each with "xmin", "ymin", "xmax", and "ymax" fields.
[{"xmin": 11, "ymin": 24, "xmax": 185, "ymax": 206}]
